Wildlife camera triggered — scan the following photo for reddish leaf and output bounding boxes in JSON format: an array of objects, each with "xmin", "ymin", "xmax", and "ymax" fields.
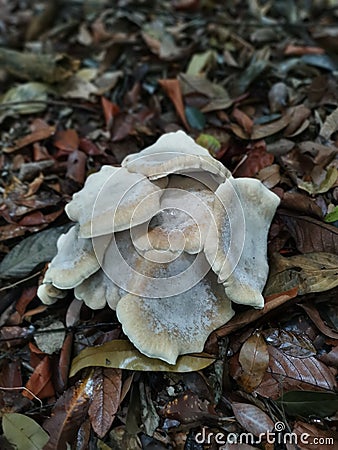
[
  {"xmin": 231, "ymin": 402, "xmax": 274, "ymax": 437},
  {"xmin": 43, "ymin": 375, "xmax": 92, "ymax": 450},
  {"xmin": 3, "ymin": 121, "xmax": 56, "ymax": 153},
  {"xmin": 237, "ymin": 332, "xmax": 270, "ymax": 392},
  {"xmin": 101, "ymin": 96, "xmax": 120, "ymax": 130},
  {"xmin": 15, "ymin": 286, "xmax": 37, "ymax": 316},
  {"xmin": 79, "ymin": 138, "xmax": 103, "ymax": 156},
  {"xmin": 88, "ymin": 368, "xmax": 122, "ymax": 438},
  {"xmin": 66, "ymin": 150, "xmax": 87, "ymax": 184},
  {"xmin": 54, "ymin": 129, "xmax": 79, "ymax": 153},
  {"xmin": 284, "ymin": 45, "xmax": 325, "ymax": 55},
  {"xmin": 158, "ymin": 78, "xmax": 189, "ymax": 129},
  {"xmin": 233, "ymin": 141, "xmax": 274, "ymax": 177},
  {"xmin": 24, "ymin": 355, "xmax": 55, "ymax": 400}
]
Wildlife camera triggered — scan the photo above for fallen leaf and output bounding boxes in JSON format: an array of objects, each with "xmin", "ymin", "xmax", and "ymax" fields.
[
  {"xmin": 251, "ymin": 114, "xmax": 290, "ymax": 139},
  {"xmin": 186, "ymin": 50, "xmax": 216, "ymax": 75},
  {"xmin": 3, "ymin": 123, "xmax": 56, "ymax": 153},
  {"xmin": 279, "ymin": 210, "xmax": 338, "ymax": 253},
  {"xmin": 158, "ymin": 78, "xmax": 189, "ymax": 128},
  {"xmin": 324, "ymin": 206, "xmax": 338, "ymax": 223},
  {"xmin": 299, "ymin": 303, "xmax": 338, "ymax": 339},
  {"xmin": 24, "ymin": 356, "xmax": 55, "ymax": 400},
  {"xmin": 233, "ymin": 141, "xmax": 274, "ymax": 177},
  {"xmin": 2, "ymin": 413, "xmax": 49, "ymax": 450},
  {"xmin": 237, "ymin": 332, "xmax": 269, "ymax": 392},
  {"xmin": 43, "ymin": 373, "xmax": 93, "ymax": 450},
  {"xmin": 1, "ymin": 82, "xmax": 49, "ymax": 115},
  {"xmin": 70, "ymin": 340, "xmax": 215, "ymax": 376},
  {"xmin": 255, "ymin": 346, "xmax": 337, "ymax": 399},
  {"xmin": 88, "ymin": 368, "xmax": 122, "ymax": 438},
  {"xmin": 160, "ymin": 390, "xmax": 216, "ymax": 423},
  {"xmin": 0, "ymin": 223, "xmax": 73, "ymax": 280},
  {"xmin": 265, "ymin": 252, "xmax": 338, "ymax": 296},
  {"xmin": 320, "ymin": 106, "xmax": 338, "ymax": 140},
  {"xmin": 277, "ymin": 391, "xmax": 338, "ymax": 418},
  {"xmin": 263, "ymin": 328, "xmax": 316, "ymax": 358},
  {"xmin": 231, "ymin": 402, "xmax": 274, "ymax": 437},
  {"xmin": 54, "ymin": 129, "xmax": 79, "ymax": 153}
]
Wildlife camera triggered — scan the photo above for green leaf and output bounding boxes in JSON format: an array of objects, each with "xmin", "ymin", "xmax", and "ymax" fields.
[
  {"xmin": 196, "ymin": 133, "xmax": 221, "ymax": 156},
  {"xmin": 185, "ymin": 106, "xmax": 205, "ymax": 130},
  {"xmin": 2, "ymin": 413, "xmax": 49, "ymax": 450},
  {"xmin": 0, "ymin": 224, "xmax": 73, "ymax": 280},
  {"xmin": 186, "ymin": 50, "xmax": 216, "ymax": 76},
  {"xmin": 324, "ymin": 206, "xmax": 338, "ymax": 223},
  {"xmin": 277, "ymin": 391, "xmax": 338, "ymax": 418},
  {"xmin": 70, "ymin": 340, "xmax": 215, "ymax": 376}
]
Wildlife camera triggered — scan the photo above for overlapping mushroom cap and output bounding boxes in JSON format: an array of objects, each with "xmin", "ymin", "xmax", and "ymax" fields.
[{"xmin": 38, "ymin": 131, "xmax": 280, "ymax": 364}]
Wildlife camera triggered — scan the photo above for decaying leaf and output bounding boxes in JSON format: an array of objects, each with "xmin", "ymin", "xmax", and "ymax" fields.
[
  {"xmin": 237, "ymin": 332, "xmax": 269, "ymax": 392},
  {"xmin": 279, "ymin": 211, "xmax": 338, "ymax": 253},
  {"xmin": 88, "ymin": 368, "xmax": 122, "ymax": 438},
  {"xmin": 70, "ymin": 340, "xmax": 215, "ymax": 376},
  {"xmin": 265, "ymin": 252, "xmax": 338, "ymax": 296},
  {"xmin": 0, "ymin": 224, "xmax": 73, "ymax": 280},
  {"xmin": 256, "ymin": 346, "xmax": 337, "ymax": 399},
  {"xmin": 43, "ymin": 373, "xmax": 93, "ymax": 450},
  {"xmin": 231, "ymin": 402, "xmax": 274, "ymax": 437}
]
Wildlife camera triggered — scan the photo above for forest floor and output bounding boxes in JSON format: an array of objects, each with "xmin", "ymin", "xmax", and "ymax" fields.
[{"xmin": 0, "ymin": 1, "xmax": 338, "ymax": 449}]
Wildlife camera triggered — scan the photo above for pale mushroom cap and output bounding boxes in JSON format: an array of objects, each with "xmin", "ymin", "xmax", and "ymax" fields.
[
  {"xmin": 122, "ymin": 130, "xmax": 231, "ymax": 183},
  {"xmin": 98, "ymin": 230, "xmax": 210, "ymax": 299},
  {"xmin": 66, "ymin": 166, "xmax": 163, "ymax": 238},
  {"xmin": 44, "ymin": 225, "xmax": 106, "ymax": 290},
  {"xmin": 116, "ymin": 271, "xmax": 234, "ymax": 364},
  {"xmin": 37, "ymin": 283, "xmax": 67, "ymax": 305},
  {"xmin": 132, "ymin": 175, "xmax": 216, "ymax": 255},
  {"xmin": 204, "ymin": 177, "xmax": 280, "ymax": 308},
  {"xmin": 74, "ymin": 270, "xmax": 122, "ymax": 310}
]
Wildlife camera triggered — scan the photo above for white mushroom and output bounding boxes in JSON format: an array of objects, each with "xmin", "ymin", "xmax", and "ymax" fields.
[
  {"xmin": 37, "ymin": 283, "xmax": 67, "ymax": 305},
  {"xmin": 204, "ymin": 178, "xmax": 280, "ymax": 308},
  {"xmin": 75, "ymin": 270, "xmax": 122, "ymax": 310},
  {"xmin": 44, "ymin": 225, "xmax": 103, "ymax": 289},
  {"xmin": 122, "ymin": 130, "xmax": 231, "ymax": 183},
  {"xmin": 65, "ymin": 166, "xmax": 163, "ymax": 238},
  {"xmin": 116, "ymin": 271, "xmax": 234, "ymax": 364},
  {"xmin": 38, "ymin": 131, "xmax": 280, "ymax": 364}
]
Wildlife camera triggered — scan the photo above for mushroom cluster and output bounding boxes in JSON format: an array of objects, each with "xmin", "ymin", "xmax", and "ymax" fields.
[{"xmin": 38, "ymin": 131, "xmax": 280, "ymax": 364}]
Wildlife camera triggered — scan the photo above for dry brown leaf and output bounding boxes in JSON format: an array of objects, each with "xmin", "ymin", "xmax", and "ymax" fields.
[
  {"xmin": 231, "ymin": 402, "xmax": 274, "ymax": 437},
  {"xmin": 279, "ymin": 210, "xmax": 338, "ymax": 253},
  {"xmin": 255, "ymin": 346, "xmax": 337, "ymax": 399},
  {"xmin": 250, "ymin": 114, "xmax": 290, "ymax": 139},
  {"xmin": 237, "ymin": 332, "xmax": 270, "ymax": 393},
  {"xmin": 88, "ymin": 368, "xmax": 122, "ymax": 438}
]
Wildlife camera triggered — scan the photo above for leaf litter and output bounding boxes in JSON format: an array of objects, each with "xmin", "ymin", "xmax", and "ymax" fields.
[{"xmin": 0, "ymin": 1, "xmax": 338, "ymax": 449}]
